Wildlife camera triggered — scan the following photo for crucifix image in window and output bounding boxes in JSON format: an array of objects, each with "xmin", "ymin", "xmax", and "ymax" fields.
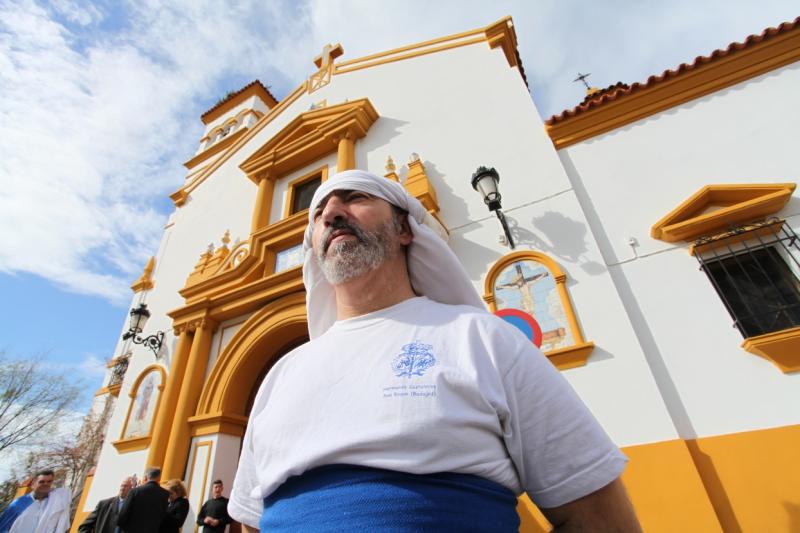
[{"xmin": 494, "ymin": 260, "xmax": 574, "ymax": 351}]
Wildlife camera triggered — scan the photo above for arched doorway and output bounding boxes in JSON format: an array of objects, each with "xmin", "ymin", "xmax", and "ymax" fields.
[{"xmin": 195, "ymin": 291, "xmax": 308, "ymax": 421}]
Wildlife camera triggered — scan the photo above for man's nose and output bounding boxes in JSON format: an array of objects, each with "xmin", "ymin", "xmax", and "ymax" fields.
[{"xmin": 320, "ymin": 195, "xmax": 348, "ymax": 226}]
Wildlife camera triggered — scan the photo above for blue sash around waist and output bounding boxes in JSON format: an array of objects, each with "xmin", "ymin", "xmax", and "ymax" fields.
[{"xmin": 261, "ymin": 464, "xmax": 520, "ymax": 532}]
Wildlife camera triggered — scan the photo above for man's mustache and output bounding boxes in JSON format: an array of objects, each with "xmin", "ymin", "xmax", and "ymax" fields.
[{"xmin": 321, "ymin": 219, "xmax": 365, "ymax": 254}]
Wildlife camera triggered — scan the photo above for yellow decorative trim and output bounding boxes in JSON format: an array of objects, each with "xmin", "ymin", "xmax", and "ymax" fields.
[
  {"xmin": 403, "ymin": 157, "xmax": 440, "ymax": 215},
  {"xmin": 69, "ymin": 471, "xmax": 95, "ymax": 533},
  {"xmin": 283, "ymin": 165, "xmax": 329, "ymax": 219},
  {"xmin": 93, "ymin": 383, "xmax": 122, "ymax": 397},
  {"xmin": 483, "ymin": 251, "xmax": 593, "ymax": 369},
  {"xmin": 161, "ymin": 321, "xmax": 216, "ymax": 480},
  {"xmin": 240, "ymin": 98, "xmax": 378, "ymax": 184},
  {"xmin": 651, "ymin": 183, "xmax": 796, "ymax": 242},
  {"xmin": 111, "ymin": 435, "xmax": 151, "ymax": 453},
  {"xmin": 170, "ymin": 189, "xmax": 188, "ymax": 207},
  {"xmin": 547, "ymin": 26, "xmax": 800, "ymax": 149},
  {"xmin": 146, "ymin": 331, "xmax": 193, "ymax": 470},
  {"xmin": 741, "ymin": 326, "xmax": 800, "ymax": 373},
  {"xmin": 335, "ymin": 133, "xmax": 355, "ymax": 172},
  {"xmin": 484, "ymin": 17, "xmax": 519, "ymax": 68},
  {"xmin": 196, "ymin": 292, "xmax": 307, "ymax": 418},
  {"xmin": 174, "ymin": 210, "xmax": 307, "ymax": 317},
  {"xmin": 185, "ymin": 231, "xmax": 236, "ymax": 289},
  {"xmin": 116, "ymin": 364, "xmax": 166, "ymax": 453},
  {"xmin": 187, "ymin": 412, "xmax": 249, "ymax": 437},
  {"xmin": 183, "ymin": 127, "xmax": 247, "ymax": 170},
  {"xmin": 384, "ymin": 156, "xmax": 399, "ymax": 182},
  {"xmin": 186, "ymin": 439, "xmax": 213, "ymax": 528},
  {"xmin": 131, "ymin": 256, "xmax": 156, "ymax": 293},
  {"xmin": 309, "ymin": 43, "xmax": 342, "ymax": 94},
  {"xmin": 545, "ymin": 341, "xmax": 596, "ymax": 371},
  {"xmin": 336, "ymin": 37, "xmax": 486, "ymax": 76},
  {"xmin": 333, "ymin": 17, "xmax": 521, "ymax": 76}
]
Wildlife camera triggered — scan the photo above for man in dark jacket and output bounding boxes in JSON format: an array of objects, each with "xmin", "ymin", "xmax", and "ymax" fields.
[
  {"xmin": 78, "ymin": 477, "xmax": 134, "ymax": 533},
  {"xmin": 196, "ymin": 480, "xmax": 232, "ymax": 532},
  {"xmin": 117, "ymin": 467, "xmax": 169, "ymax": 533}
]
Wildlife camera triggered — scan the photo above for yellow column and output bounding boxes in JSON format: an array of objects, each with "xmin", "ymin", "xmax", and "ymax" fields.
[
  {"xmin": 161, "ymin": 319, "xmax": 216, "ymax": 479},
  {"xmin": 250, "ymin": 175, "xmax": 274, "ymax": 233},
  {"xmin": 336, "ymin": 133, "xmax": 355, "ymax": 172},
  {"xmin": 555, "ymin": 274, "xmax": 585, "ymax": 344},
  {"xmin": 146, "ymin": 329, "xmax": 194, "ymax": 469}
]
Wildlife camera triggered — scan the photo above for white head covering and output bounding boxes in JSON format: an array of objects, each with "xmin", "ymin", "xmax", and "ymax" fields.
[{"xmin": 302, "ymin": 169, "xmax": 485, "ymax": 338}]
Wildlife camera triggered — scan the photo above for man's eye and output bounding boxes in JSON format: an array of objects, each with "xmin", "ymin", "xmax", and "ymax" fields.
[
  {"xmin": 347, "ymin": 192, "xmax": 368, "ymax": 201},
  {"xmin": 312, "ymin": 208, "xmax": 322, "ymax": 221}
]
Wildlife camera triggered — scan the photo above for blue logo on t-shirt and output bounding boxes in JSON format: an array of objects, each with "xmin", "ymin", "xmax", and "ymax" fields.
[{"xmin": 392, "ymin": 340, "xmax": 437, "ymax": 377}]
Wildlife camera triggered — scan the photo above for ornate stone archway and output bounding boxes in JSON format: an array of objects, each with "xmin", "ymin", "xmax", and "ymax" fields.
[{"xmin": 188, "ymin": 292, "xmax": 308, "ymax": 437}]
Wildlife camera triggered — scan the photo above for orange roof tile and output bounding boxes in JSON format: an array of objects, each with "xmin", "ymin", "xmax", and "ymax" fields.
[
  {"xmin": 201, "ymin": 80, "xmax": 279, "ymax": 125},
  {"xmin": 546, "ymin": 16, "xmax": 800, "ymax": 125}
]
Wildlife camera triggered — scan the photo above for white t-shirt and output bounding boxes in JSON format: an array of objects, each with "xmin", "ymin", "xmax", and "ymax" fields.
[{"xmin": 230, "ymin": 297, "xmax": 626, "ymax": 527}]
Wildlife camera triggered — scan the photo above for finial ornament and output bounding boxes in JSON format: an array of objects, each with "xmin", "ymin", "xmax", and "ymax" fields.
[
  {"xmin": 221, "ymin": 229, "xmax": 231, "ymax": 247},
  {"xmin": 386, "ymin": 156, "xmax": 396, "ymax": 173},
  {"xmin": 409, "ymin": 152, "xmax": 420, "ymax": 163}
]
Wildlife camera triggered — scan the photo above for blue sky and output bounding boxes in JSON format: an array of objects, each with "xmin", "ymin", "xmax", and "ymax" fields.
[{"xmin": 1, "ymin": 0, "xmax": 798, "ymax": 412}]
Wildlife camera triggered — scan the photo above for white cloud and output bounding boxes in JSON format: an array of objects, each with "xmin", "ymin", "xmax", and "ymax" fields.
[{"xmin": 0, "ymin": 0, "xmax": 796, "ymax": 305}]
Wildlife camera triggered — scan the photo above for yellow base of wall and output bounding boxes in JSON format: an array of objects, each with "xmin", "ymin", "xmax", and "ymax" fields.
[
  {"xmin": 687, "ymin": 424, "xmax": 800, "ymax": 533},
  {"xmin": 516, "ymin": 425, "xmax": 800, "ymax": 532},
  {"xmin": 621, "ymin": 439, "xmax": 722, "ymax": 532},
  {"xmin": 516, "ymin": 438, "xmax": 721, "ymax": 532}
]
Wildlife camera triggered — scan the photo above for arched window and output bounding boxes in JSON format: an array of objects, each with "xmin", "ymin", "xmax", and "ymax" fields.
[
  {"xmin": 484, "ymin": 251, "xmax": 594, "ymax": 369},
  {"xmin": 113, "ymin": 364, "xmax": 166, "ymax": 452}
]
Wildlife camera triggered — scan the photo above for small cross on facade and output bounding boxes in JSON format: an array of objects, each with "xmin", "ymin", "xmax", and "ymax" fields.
[{"xmin": 313, "ymin": 43, "xmax": 344, "ymax": 70}]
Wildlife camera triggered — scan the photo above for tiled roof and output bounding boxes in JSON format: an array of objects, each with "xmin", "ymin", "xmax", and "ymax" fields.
[
  {"xmin": 200, "ymin": 80, "xmax": 278, "ymax": 124},
  {"xmin": 546, "ymin": 16, "xmax": 800, "ymax": 125}
]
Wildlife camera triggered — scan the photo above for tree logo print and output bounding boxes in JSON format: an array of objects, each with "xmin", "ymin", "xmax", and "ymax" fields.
[{"xmin": 391, "ymin": 340, "xmax": 437, "ymax": 377}]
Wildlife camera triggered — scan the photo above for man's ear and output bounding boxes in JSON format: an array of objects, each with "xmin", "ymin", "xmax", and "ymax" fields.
[{"xmin": 399, "ymin": 214, "xmax": 413, "ymax": 245}]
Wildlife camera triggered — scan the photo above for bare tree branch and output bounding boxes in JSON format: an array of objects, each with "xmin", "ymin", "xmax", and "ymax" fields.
[{"xmin": 0, "ymin": 352, "xmax": 82, "ymax": 454}]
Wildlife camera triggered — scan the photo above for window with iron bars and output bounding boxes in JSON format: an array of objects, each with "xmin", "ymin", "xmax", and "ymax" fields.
[{"xmin": 694, "ymin": 218, "xmax": 800, "ymax": 338}]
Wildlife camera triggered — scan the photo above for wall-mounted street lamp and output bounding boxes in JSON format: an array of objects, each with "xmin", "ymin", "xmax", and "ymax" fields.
[
  {"xmin": 471, "ymin": 166, "xmax": 515, "ymax": 249},
  {"xmin": 122, "ymin": 303, "xmax": 165, "ymax": 357}
]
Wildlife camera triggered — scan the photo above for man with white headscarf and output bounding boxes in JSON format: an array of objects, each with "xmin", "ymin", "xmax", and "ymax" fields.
[{"xmin": 230, "ymin": 170, "xmax": 641, "ymax": 532}]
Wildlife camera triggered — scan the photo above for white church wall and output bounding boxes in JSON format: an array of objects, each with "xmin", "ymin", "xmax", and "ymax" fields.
[
  {"xmin": 311, "ymin": 42, "xmax": 575, "ymax": 232},
  {"xmin": 561, "ymin": 63, "xmax": 800, "ymax": 265},
  {"xmin": 560, "ymin": 62, "xmax": 800, "ymax": 438},
  {"xmin": 450, "ymin": 193, "xmax": 678, "ymax": 447}
]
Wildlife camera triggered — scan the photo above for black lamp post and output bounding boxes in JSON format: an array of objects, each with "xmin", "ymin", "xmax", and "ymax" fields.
[
  {"xmin": 122, "ymin": 303, "xmax": 165, "ymax": 357},
  {"xmin": 471, "ymin": 166, "xmax": 515, "ymax": 249}
]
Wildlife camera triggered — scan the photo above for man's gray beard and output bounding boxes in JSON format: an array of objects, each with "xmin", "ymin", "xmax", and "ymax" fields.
[{"xmin": 316, "ymin": 220, "xmax": 399, "ymax": 285}]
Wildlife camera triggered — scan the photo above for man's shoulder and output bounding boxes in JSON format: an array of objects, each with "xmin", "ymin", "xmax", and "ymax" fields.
[
  {"xmin": 97, "ymin": 495, "xmax": 117, "ymax": 506},
  {"xmin": 7, "ymin": 493, "xmax": 32, "ymax": 509}
]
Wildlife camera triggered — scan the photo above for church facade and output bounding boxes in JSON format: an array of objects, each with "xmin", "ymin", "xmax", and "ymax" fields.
[{"xmin": 72, "ymin": 16, "xmax": 800, "ymax": 532}]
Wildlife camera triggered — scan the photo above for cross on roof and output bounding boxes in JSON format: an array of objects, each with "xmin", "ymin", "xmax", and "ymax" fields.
[{"xmin": 573, "ymin": 72, "xmax": 592, "ymax": 90}]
